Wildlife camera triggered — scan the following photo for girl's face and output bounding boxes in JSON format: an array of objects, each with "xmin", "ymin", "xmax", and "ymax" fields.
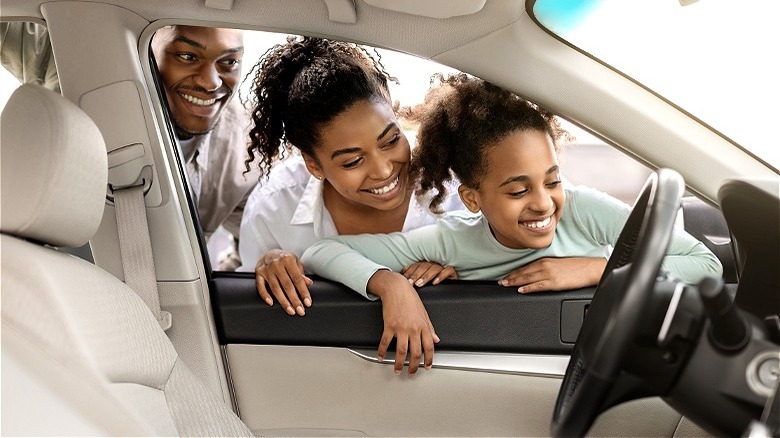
[
  {"xmin": 459, "ymin": 129, "xmax": 565, "ymax": 250},
  {"xmin": 303, "ymin": 99, "xmax": 412, "ymax": 212}
]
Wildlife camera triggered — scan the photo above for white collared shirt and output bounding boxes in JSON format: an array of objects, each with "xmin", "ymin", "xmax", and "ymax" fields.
[{"xmin": 237, "ymin": 155, "xmax": 465, "ymax": 272}]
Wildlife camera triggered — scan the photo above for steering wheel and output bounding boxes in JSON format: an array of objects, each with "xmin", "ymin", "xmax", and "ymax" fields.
[{"xmin": 550, "ymin": 169, "xmax": 686, "ymax": 437}]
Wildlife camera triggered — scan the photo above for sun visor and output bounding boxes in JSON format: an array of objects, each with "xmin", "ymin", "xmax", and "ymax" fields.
[{"xmin": 362, "ymin": 0, "xmax": 487, "ymax": 19}]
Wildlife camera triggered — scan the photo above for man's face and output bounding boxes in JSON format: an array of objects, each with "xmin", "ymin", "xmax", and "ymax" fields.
[{"xmin": 151, "ymin": 26, "xmax": 243, "ymax": 137}]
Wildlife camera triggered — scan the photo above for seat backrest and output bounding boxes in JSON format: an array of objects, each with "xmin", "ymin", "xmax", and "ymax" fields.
[{"xmin": 0, "ymin": 84, "xmax": 252, "ymax": 436}]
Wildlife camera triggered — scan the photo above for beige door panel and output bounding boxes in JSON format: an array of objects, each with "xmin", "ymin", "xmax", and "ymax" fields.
[{"xmin": 226, "ymin": 344, "xmax": 685, "ymax": 437}]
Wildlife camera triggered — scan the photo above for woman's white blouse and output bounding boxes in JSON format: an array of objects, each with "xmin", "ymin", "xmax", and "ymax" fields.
[{"xmin": 238, "ymin": 155, "xmax": 465, "ymax": 272}]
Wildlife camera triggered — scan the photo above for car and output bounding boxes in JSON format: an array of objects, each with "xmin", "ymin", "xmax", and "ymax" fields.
[{"xmin": 1, "ymin": 0, "xmax": 778, "ymax": 436}]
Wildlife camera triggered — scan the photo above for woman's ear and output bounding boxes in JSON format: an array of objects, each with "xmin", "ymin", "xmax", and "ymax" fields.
[
  {"xmin": 302, "ymin": 153, "xmax": 324, "ymax": 180},
  {"xmin": 458, "ymin": 185, "xmax": 481, "ymax": 213}
]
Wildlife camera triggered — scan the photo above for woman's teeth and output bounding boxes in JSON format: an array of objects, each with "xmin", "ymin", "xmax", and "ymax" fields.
[
  {"xmin": 523, "ymin": 216, "xmax": 552, "ymax": 229},
  {"xmin": 181, "ymin": 93, "xmax": 217, "ymax": 106},
  {"xmin": 367, "ymin": 176, "xmax": 399, "ymax": 195}
]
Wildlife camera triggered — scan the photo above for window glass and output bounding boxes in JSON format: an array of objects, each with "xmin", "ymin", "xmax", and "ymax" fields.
[
  {"xmin": 0, "ymin": 22, "xmax": 60, "ymax": 109},
  {"xmin": 533, "ymin": 0, "xmax": 779, "ymax": 169}
]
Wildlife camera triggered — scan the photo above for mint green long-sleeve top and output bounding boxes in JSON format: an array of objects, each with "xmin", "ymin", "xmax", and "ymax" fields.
[{"xmin": 301, "ymin": 186, "xmax": 723, "ymax": 299}]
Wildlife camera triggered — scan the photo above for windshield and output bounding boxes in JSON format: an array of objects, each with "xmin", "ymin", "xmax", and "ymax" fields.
[{"xmin": 532, "ymin": 0, "xmax": 779, "ymax": 169}]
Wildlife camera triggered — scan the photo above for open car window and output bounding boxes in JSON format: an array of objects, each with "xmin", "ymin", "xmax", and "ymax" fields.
[{"xmin": 167, "ymin": 29, "xmax": 656, "ymax": 271}]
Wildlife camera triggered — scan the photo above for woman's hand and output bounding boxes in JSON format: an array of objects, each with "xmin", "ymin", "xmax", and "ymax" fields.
[
  {"xmin": 401, "ymin": 262, "xmax": 458, "ymax": 287},
  {"xmin": 499, "ymin": 257, "xmax": 607, "ymax": 293},
  {"xmin": 255, "ymin": 249, "xmax": 313, "ymax": 316},
  {"xmin": 368, "ymin": 270, "xmax": 440, "ymax": 376}
]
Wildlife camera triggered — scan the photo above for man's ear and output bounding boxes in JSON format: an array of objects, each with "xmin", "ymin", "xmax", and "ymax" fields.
[
  {"xmin": 458, "ymin": 185, "xmax": 481, "ymax": 213},
  {"xmin": 302, "ymin": 153, "xmax": 324, "ymax": 180}
]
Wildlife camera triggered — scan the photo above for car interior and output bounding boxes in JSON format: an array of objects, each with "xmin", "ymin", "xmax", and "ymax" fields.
[{"xmin": 1, "ymin": 0, "xmax": 778, "ymax": 436}]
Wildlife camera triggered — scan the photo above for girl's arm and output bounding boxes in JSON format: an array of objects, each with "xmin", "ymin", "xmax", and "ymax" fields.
[
  {"xmin": 662, "ymin": 229, "xmax": 723, "ymax": 283},
  {"xmin": 301, "ymin": 224, "xmax": 445, "ymax": 299},
  {"xmin": 572, "ymin": 186, "xmax": 723, "ymax": 284}
]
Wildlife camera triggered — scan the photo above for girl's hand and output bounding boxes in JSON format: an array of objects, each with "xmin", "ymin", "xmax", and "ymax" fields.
[
  {"xmin": 499, "ymin": 257, "xmax": 607, "ymax": 293},
  {"xmin": 255, "ymin": 249, "xmax": 313, "ymax": 316},
  {"xmin": 368, "ymin": 270, "xmax": 440, "ymax": 376},
  {"xmin": 401, "ymin": 262, "xmax": 458, "ymax": 287}
]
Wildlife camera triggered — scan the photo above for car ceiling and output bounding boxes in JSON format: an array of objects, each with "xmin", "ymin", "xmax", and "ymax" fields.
[
  {"xmin": 2, "ymin": 0, "xmax": 775, "ymax": 204},
  {"xmin": 0, "ymin": 0, "xmax": 524, "ymax": 58}
]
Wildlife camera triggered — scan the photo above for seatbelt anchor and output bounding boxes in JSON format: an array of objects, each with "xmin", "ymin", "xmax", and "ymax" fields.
[{"xmin": 106, "ymin": 166, "xmax": 153, "ymax": 203}]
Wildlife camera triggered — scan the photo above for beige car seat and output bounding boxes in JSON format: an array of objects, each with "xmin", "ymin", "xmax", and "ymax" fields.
[{"xmin": 0, "ymin": 84, "xmax": 253, "ymax": 436}]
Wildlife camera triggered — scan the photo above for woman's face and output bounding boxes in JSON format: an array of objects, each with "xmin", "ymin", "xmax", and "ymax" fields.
[
  {"xmin": 304, "ymin": 99, "xmax": 412, "ymax": 212},
  {"xmin": 460, "ymin": 129, "xmax": 565, "ymax": 250}
]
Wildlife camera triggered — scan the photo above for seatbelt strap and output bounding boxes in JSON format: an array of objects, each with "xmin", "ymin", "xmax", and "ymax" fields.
[{"xmin": 113, "ymin": 184, "xmax": 172, "ymax": 331}]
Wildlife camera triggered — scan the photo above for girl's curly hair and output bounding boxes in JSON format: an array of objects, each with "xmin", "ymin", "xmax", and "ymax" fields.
[
  {"xmin": 243, "ymin": 36, "xmax": 397, "ymax": 178},
  {"xmin": 406, "ymin": 73, "xmax": 571, "ymax": 213}
]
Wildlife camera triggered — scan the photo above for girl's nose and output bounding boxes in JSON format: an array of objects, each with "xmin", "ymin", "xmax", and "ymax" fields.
[{"xmin": 529, "ymin": 189, "xmax": 553, "ymax": 212}]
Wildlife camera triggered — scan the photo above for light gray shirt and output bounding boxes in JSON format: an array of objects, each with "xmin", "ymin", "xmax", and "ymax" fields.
[{"xmin": 302, "ymin": 185, "xmax": 724, "ymax": 298}]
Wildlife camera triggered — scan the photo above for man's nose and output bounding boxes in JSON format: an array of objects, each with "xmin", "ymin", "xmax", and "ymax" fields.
[{"xmin": 194, "ymin": 63, "xmax": 221, "ymax": 92}]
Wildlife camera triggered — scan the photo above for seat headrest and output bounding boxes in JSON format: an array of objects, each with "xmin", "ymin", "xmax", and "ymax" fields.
[{"xmin": 1, "ymin": 84, "xmax": 108, "ymax": 247}]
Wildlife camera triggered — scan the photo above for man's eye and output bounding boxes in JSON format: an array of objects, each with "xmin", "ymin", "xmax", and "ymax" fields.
[
  {"xmin": 221, "ymin": 59, "xmax": 240, "ymax": 67},
  {"xmin": 177, "ymin": 53, "xmax": 196, "ymax": 61}
]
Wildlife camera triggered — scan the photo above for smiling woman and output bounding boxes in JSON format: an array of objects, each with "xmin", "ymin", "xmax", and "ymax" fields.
[{"xmin": 236, "ymin": 36, "xmax": 466, "ymax": 320}]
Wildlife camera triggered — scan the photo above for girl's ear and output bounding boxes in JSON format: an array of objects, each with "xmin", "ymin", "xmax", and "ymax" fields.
[
  {"xmin": 302, "ymin": 153, "xmax": 324, "ymax": 180},
  {"xmin": 458, "ymin": 185, "xmax": 481, "ymax": 213}
]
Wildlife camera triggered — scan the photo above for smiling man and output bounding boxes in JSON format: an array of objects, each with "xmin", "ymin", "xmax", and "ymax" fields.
[{"xmin": 152, "ymin": 25, "xmax": 258, "ymax": 270}]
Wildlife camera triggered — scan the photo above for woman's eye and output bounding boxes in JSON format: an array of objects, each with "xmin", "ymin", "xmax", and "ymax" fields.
[
  {"xmin": 342, "ymin": 158, "xmax": 363, "ymax": 169},
  {"xmin": 546, "ymin": 180, "xmax": 562, "ymax": 188},
  {"xmin": 177, "ymin": 53, "xmax": 196, "ymax": 62},
  {"xmin": 382, "ymin": 133, "xmax": 400, "ymax": 149}
]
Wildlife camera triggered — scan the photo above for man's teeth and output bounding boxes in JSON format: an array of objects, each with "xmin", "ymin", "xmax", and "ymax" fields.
[
  {"xmin": 523, "ymin": 216, "xmax": 552, "ymax": 229},
  {"xmin": 367, "ymin": 177, "xmax": 399, "ymax": 195},
  {"xmin": 181, "ymin": 93, "xmax": 217, "ymax": 106}
]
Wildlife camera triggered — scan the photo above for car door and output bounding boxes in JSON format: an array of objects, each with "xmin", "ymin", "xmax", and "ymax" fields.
[{"xmin": 198, "ymin": 31, "xmax": 700, "ymax": 438}]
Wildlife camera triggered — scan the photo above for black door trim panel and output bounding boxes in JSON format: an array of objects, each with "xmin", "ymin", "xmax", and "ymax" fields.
[{"xmin": 212, "ymin": 274, "xmax": 594, "ymax": 355}]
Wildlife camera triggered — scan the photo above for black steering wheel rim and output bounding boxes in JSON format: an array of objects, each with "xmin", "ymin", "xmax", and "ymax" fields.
[{"xmin": 550, "ymin": 169, "xmax": 686, "ymax": 437}]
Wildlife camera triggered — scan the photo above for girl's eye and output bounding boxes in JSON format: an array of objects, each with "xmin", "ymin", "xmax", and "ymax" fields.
[
  {"xmin": 546, "ymin": 180, "xmax": 562, "ymax": 188},
  {"xmin": 342, "ymin": 158, "xmax": 363, "ymax": 169},
  {"xmin": 508, "ymin": 189, "xmax": 529, "ymax": 197}
]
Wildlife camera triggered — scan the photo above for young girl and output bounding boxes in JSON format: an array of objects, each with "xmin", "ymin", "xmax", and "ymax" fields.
[
  {"xmin": 301, "ymin": 74, "xmax": 723, "ymax": 375},
  {"xmin": 238, "ymin": 37, "xmax": 464, "ymax": 317}
]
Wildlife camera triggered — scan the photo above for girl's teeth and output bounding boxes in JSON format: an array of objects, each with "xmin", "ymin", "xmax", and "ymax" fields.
[
  {"xmin": 524, "ymin": 216, "xmax": 551, "ymax": 229},
  {"xmin": 368, "ymin": 177, "xmax": 398, "ymax": 195}
]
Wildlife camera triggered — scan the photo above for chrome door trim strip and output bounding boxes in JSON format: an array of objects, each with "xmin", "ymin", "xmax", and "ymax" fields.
[{"xmin": 348, "ymin": 348, "xmax": 569, "ymax": 378}]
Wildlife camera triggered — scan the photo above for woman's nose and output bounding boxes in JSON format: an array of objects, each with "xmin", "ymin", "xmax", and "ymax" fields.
[{"xmin": 370, "ymin": 158, "xmax": 394, "ymax": 181}]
